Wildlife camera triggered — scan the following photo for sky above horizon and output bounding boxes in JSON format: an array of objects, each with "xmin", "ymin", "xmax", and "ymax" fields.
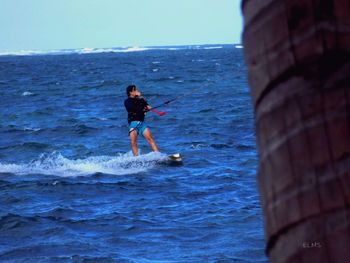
[{"xmin": 0, "ymin": 0, "xmax": 243, "ymax": 52}]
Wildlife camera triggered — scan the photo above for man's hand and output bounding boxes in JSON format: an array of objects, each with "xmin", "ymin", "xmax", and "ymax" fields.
[{"xmin": 144, "ymin": 105, "xmax": 152, "ymax": 112}]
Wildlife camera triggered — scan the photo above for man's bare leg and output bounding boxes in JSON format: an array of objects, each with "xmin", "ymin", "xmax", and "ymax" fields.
[
  {"xmin": 129, "ymin": 129, "xmax": 138, "ymax": 156},
  {"xmin": 143, "ymin": 128, "xmax": 159, "ymax": 152}
]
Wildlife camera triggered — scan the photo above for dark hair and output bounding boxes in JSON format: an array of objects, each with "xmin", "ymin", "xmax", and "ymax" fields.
[{"xmin": 126, "ymin": 84, "xmax": 136, "ymax": 97}]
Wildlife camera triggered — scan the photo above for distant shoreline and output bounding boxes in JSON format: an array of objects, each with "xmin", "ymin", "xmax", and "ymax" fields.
[{"xmin": 0, "ymin": 44, "xmax": 243, "ymax": 57}]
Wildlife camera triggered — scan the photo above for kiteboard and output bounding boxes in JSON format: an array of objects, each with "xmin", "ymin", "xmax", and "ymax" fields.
[
  {"xmin": 164, "ymin": 153, "xmax": 182, "ymax": 165},
  {"xmin": 168, "ymin": 153, "xmax": 182, "ymax": 161}
]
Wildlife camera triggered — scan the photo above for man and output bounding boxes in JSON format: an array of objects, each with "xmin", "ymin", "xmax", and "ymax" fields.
[{"xmin": 124, "ymin": 84, "xmax": 159, "ymax": 156}]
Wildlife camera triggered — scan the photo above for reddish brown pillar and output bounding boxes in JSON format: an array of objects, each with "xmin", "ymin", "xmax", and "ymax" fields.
[{"xmin": 241, "ymin": 0, "xmax": 350, "ymax": 262}]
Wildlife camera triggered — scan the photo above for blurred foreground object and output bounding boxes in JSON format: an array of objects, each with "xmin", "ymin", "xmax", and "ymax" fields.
[{"xmin": 242, "ymin": 0, "xmax": 350, "ymax": 262}]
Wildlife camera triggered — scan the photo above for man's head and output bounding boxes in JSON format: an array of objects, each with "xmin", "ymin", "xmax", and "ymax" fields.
[{"xmin": 126, "ymin": 84, "xmax": 140, "ymax": 97}]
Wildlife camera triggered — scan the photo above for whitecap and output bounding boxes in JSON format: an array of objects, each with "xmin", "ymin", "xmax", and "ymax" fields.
[
  {"xmin": 81, "ymin": 47, "xmax": 94, "ymax": 53},
  {"xmin": 203, "ymin": 46, "xmax": 223, "ymax": 50},
  {"xmin": 0, "ymin": 151, "xmax": 168, "ymax": 177},
  {"xmin": 191, "ymin": 144, "xmax": 207, "ymax": 149},
  {"xmin": 23, "ymin": 127, "xmax": 41, "ymax": 132},
  {"xmin": 22, "ymin": 91, "xmax": 34, "ymax": 96},
  {"xmin": 0, "ymin": 45, "xmax": 230, "ymax": 57},
  {"xmin": 122, "ymin": 46, "xmax": 149, "ymax": 52}
]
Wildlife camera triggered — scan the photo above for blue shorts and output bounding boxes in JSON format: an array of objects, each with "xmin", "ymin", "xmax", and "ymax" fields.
[{"xmin": 128, "ymin": 121, "xmax": 148, "ymax": 136}]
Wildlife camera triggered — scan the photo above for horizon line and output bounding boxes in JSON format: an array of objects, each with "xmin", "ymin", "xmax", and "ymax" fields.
[{"xmin": 0, "ymin": 43, "xmax": 244, "ymax": 56}]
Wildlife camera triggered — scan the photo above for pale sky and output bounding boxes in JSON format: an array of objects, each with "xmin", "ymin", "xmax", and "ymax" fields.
[{"xmin": 0, "ymin": 0, "xmax": 243, "ymax": 52}]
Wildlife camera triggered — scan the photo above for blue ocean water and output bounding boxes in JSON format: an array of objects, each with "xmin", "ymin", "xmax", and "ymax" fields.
[{"xmin": 0, "ymin": 45, "xmax": 266, "ymax": 262}]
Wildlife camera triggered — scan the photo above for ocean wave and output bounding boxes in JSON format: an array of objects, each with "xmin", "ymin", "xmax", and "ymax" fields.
[
  {"xmin": 0, "ymin": 142, "xmax": 50, "ymax": 151},
  {"xmin": 0, "ymin": 151, "xmax": 168, "ymax": 177},
  {"xmin": 0, "ymin": 45, "xmax": 236, "ymax": 57},
  {"xmin": 0, "ymin": 47, "xmax": 149, "ymax": 56},
  {"xmin": 21, "ymin": 91, "xmax": 34, "ymax": 96},
  {"xmin": 24, "ymin": 127, "xmax": 41, "ymax": 132},
  {"xmin": 149, "ymin": 76, "xmax": 179, "ymax": 82},
  {"xmin": 1, "ymin": 125, "xmax": 41, "ymax": 133},
  {"xmin": 77, "ymin": 79, "xmax": 121, "ymax": 90},
  {"xmin": 78, "ymin": 46, "xmax": 150, "ymax": 54},
  {"xmin": 203, "ymin": 46, "xmax": 223, "ymax": 49}
]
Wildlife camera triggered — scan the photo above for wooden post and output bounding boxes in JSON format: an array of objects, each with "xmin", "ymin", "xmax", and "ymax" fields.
[{"xmin": 242, "ymin": 0, "xmax": 350, "ymax": 261}]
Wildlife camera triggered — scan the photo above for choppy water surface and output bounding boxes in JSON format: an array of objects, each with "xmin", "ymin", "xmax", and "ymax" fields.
[{"xmin": 0, "ymin": 45, "xmax": 266, "ymax": 262}]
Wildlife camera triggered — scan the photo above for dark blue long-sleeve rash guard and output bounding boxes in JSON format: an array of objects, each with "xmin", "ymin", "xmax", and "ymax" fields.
[{"xmin": 124, "ymin": 97, "xmax": 149, "ymax": 124}]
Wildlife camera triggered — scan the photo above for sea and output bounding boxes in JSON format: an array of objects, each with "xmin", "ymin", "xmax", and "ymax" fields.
[{"xmin": 0, "ymin": 44, "xmax": 267, "ymax": 262}]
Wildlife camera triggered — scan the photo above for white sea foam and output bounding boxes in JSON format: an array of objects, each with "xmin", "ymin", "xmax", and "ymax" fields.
[
  {"xmin": 191, "ymin": 144, "xmax": 207, "ymax": 149},
  {"xmin": 0, "ymin": 151, "xmax": 168, "ymax": 177},
  {"xmin": 122, "ymin": 46, "xmax": 149, "ymax": 52},
  {"xmin": 0, "ymin": 49, "xmax": 70, "ymax": 56},
  {"xmin": 23, "ymin": 127, "xmax": 41, "ymax": 132},
  {"xmin": 22, "ymin": 91, "xmax": 34, "ymax": 96},
  {"xmin": 235, "ymin": 45, "xmax": 244, "ymax": 49},
  {"xmin": 77, "ymin": 46, "xmax": 149, "ymax": 54},
  {"xmin": 81, "ymin": 47, "xmax": 94, "ymax": 53},
  {"xmin": 0, "ymin": 47, "xmax": 144, "ymax": 56},
  {"xmin": 203, "ymin": 46, "xmax": 223, "ymax": 49},
  {"xmin": 0, "ymin": 45, "xmax": 235, "ymax": 57}
]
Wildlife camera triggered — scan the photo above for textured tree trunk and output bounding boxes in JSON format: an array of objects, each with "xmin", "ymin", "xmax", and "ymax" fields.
[{"xmin": 241, "ymin": 0, "xmax": 350, "ymax": 262}]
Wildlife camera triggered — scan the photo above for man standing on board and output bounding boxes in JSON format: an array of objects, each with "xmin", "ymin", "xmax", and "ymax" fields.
[{"xmin": 124, "ymin": 84, "xmax": 159, "ymax": 156}]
